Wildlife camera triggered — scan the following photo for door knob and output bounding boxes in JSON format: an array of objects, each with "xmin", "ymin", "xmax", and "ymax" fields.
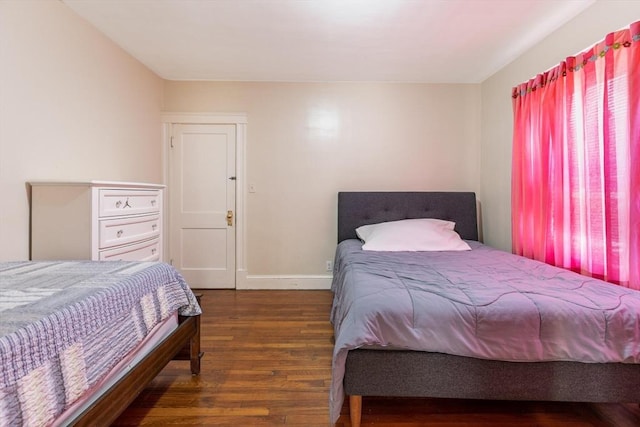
[{"xmin": 227, "ymin": 210, "xmax": 234, "ymax": 226}]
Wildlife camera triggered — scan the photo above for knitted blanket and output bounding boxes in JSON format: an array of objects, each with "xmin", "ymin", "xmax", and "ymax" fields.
[{"xmin": 0, "ymin": 261, "xmax": 200, "ymax": 426}]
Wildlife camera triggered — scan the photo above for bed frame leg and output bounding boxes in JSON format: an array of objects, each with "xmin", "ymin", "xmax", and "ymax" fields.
[
  {"xmin": 190, "ymin": 294, "xmax": 203, "ymax": 375},
  {"xmin": 349, "ymin": 395, "xmax": 362, "ymax": 427},
  {"xmin": 190, "ymin": 314, "xmax": 202, "ymax": 374}
]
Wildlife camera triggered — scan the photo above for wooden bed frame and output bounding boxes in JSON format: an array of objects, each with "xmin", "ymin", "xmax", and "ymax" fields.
[
  {"xmin": 70, "ymin": 294, "xmax": 203, "ymax": 426},
  {"xmin": 336, "ymin": 192, "xmax": 640, "ymax": 427}
]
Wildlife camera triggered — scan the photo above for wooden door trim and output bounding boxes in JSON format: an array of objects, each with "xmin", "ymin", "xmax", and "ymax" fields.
[
  {"xmin": 162, "ymin": 113, "xmax": 247, "ymax": 125},
  {"xmin": 161, "ymin": 113, "xmax": 247, "ymax": 287}
]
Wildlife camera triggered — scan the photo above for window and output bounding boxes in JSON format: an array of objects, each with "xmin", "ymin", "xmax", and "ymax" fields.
[{"xmin": 511, "ymin": 21, "xmax": 640, "ymax": 289}]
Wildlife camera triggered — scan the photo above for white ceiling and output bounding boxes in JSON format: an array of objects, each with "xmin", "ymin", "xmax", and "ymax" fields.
[{"xmin": 62, "ymin": 0, "xmax": 595, "ymax": 83}]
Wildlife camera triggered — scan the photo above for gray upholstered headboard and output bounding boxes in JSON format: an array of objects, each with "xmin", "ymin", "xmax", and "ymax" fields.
[{"xmin": 337, "ymin": 192, "xmax": 478, "ymax": 243}]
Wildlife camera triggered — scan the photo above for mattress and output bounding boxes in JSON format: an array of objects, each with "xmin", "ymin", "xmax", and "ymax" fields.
[
  {"xmin": 0, "ymin": 260, "xmax": 201, "ymax": 427},
  {"xmin": 330, "ymin": 239, "xmax": 640, "ymax": 421}
]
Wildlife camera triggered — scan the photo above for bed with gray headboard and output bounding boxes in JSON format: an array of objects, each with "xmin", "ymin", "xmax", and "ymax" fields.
[{"xmin": 331, "ymin": 191, "xmax": 640, "ymax": 427}]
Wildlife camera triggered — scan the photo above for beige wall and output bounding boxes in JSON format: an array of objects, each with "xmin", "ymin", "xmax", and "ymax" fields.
[
  {"xmin": 480, "ymin": 0, "xmax": 640, "ymax": 252},
  {"xmin": 7, "ymin": 0, "xmax": 628, "ymax": 277},
  {"xmin": 164, "ymin": 82, "xmax": 481, "ymax": 276},
  {"xmin": 0, "ymin": 1, "xmax": 164, "ymax": 261}
]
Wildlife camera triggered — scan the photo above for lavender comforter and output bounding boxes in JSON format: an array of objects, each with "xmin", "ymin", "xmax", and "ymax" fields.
[
  {"xmin": 0, "ymin": 261, "xmax": 201, "ymax": 427},
  {"xmin": 330, "ymin": 239, "xmax": 640, "ymax": 423}
]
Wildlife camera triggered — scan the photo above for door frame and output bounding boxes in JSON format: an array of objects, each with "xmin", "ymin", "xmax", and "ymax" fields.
[{"xmin": 161, "ymin": 113, "xmax": 247, "ymax": 286}]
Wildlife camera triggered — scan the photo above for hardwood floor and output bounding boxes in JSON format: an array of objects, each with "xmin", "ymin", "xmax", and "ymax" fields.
[{"xmin": 113, "ymin": 290, "xmax": 640, "ymax": 426}]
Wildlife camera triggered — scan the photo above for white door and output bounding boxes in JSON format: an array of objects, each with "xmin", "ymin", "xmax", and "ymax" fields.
[{"xmin": 169, "ymin": 123, "xmax": 236, "ymax": 288}]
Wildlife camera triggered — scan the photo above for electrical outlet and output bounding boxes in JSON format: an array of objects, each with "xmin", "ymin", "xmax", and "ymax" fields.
[{"xmin": 326, "ymin": 260, "xmax": 333, "ymax": 271}]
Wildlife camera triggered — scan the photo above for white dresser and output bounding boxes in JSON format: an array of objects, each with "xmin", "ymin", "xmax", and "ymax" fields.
[{"xmin": 30, "ymin": 181, "xmax": 165, "ymax": 261}]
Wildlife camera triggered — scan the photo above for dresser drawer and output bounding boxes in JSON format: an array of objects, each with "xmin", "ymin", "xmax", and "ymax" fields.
[
  {"xmin": 99, "ymin": 189, "xmax": 160, "ymax": 217},
  {"xmin": 99, "ymin": 214, "xmax": 160, "ymax": 249},
  {"xmin": 98, "ymin": 238, "xmax": 160, "ymax": 261}
]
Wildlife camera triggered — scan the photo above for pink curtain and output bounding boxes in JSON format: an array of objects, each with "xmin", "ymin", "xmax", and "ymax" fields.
[{"xmin": 512, "ymin": 21, "xmax": 640, "ymax": 289}]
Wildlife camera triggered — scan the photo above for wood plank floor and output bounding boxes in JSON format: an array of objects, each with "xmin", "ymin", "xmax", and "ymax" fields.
[{"xmin": 113, "ymin": 290, "xmax": 640, "ymax": 426}]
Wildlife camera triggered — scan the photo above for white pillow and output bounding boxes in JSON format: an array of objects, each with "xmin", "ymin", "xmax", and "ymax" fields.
[{"xmin": 355, "ymin": 218, "xmax": 471, "ymax": 252}]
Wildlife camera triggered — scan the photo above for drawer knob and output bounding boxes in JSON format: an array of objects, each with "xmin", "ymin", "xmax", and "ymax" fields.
[
  {"xmin": 152, "ymin": 224, "xmax": 157, "ymax": 230},
  {"xmin": 115, "ymin": 200, "xmax": 122, "ymax": 208},
  {"xmin": 151, "ymin": 248, "xmax": 157, "ymax": 254},
  {"xmin": 151, "ymin": 200, "xmax": 156, "ymax": 206},
  {"xmin": 117, "ymin": 230, "xmax": 123, "ymax": 238}
]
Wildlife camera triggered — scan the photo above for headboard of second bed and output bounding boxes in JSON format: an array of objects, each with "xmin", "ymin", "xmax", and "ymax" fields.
[{"xmin": 337, "ymin": 192, "xmax": 478, "ymax": 243}]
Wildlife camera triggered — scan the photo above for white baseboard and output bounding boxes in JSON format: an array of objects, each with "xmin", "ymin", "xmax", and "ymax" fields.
[{"xmin": 236, "ymin": 271, "xmax": 332, "ymax": 290}]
